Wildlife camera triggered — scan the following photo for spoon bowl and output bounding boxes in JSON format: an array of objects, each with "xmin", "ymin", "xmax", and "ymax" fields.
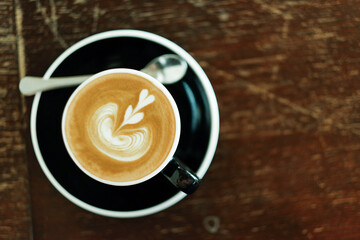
[{"xmin": 141, "ymin": 54, "xmax": 188, "ymax": 84}]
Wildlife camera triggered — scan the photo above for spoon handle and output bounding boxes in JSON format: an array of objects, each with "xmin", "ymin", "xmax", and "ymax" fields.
[
  {"xmin": 19, "ymin": 75, "xmax": 91, "ymax": 96},
  {"xmin": 19, "ymin": 68, "xmax": 154, "ymax": 96}
]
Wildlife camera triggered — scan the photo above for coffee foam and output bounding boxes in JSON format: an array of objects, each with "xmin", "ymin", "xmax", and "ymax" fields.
[
  {"xmin": 64, "ymin": 73, "xmax": 176, "ymax": 182},
  {"xmin": 88, "ymin": 90, "xmax": 154, "ymax": 162}
]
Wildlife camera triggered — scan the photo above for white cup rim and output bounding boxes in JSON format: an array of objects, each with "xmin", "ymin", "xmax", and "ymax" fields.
[
  {"xmin": 30, "ymin": 29, "xmax": 219, "ymax": 218},
  {"xmin": 61, "ymin": 68, "xmax": 181, "ymax": 186}
]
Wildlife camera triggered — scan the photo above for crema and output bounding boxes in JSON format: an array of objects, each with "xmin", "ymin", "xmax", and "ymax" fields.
[{"xmin": 63, "ymin": 72, "xmax": 177, "ymax": 182}]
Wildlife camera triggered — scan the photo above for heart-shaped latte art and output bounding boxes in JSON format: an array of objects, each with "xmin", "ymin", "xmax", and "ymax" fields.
[{"xmin": 87, "ymin": 89, "xmax": 155, "ymax": 162}]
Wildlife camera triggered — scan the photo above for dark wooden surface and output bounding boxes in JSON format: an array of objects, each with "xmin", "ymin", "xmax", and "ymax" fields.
[{"xmin": 2, "ymin": 0, "xmax": 360, "ymax": 239}]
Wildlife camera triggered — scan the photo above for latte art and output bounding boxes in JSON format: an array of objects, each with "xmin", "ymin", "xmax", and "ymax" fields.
[
  {"xmin": 63, "ymin": 72, "xmax": 177, "ymax": 183},
  {"xmin": 88, "ymin": 90, "xmax": 155, "ymax": 162}
]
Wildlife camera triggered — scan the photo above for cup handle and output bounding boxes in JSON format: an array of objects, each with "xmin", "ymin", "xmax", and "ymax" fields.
[{"xmin": 162, "ymin": 157, "xmax": 201, "ymax": 194}]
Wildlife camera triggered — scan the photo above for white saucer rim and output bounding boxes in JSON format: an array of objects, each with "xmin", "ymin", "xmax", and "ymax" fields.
[{"xmin": 30, "ymin": 29, "xmax": 220, "ymax": 218}]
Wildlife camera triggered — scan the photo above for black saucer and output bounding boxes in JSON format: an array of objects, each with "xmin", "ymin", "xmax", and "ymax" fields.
[{"xmin": 33, "ymin": 34, "xmax": 212, "ymax": 213}]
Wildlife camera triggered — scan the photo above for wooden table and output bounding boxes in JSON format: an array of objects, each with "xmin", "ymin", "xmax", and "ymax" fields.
[{"xmin": 2, "ymin": 0, "xmax": 360, "ymax": 239}]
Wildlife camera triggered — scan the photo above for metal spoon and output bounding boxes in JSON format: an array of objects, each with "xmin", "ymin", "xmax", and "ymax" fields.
[{"xmin": 19, "ymin": 54, "xmax": 188, "ymax": 96}]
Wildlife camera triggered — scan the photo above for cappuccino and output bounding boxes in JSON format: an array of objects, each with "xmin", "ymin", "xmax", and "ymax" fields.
[{"xmin": 63, "ymin": 71, "xmax": 178, "ymax": 183}]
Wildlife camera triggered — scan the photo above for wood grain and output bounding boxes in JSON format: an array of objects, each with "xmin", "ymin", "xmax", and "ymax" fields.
[
  {"xmin": 2, "ymin": 0, "xmax": 360, "ymax": 239},
  {"xmin": 0, "ymin": 0, "xmax": 31, "ymax": 239}
]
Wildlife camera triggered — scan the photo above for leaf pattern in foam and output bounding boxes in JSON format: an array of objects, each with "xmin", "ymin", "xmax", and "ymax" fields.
[
  {"xmin": 126, "ymin": 112, "xmax": 144, "ymax": 125},
  {"xmin": 123, "ymin": 105, "xmax": 133, "ymax": 123},
  {"xmin": 118, "ymin": 89, "xmax": 155, "ymax": 130},
  {"xmin": 135, "ymin": 89, "xmax": 155, "ymax": 112},
  {"xmin": 139, "ymin": 89, "xmax": 148, "ymax": 102}
]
